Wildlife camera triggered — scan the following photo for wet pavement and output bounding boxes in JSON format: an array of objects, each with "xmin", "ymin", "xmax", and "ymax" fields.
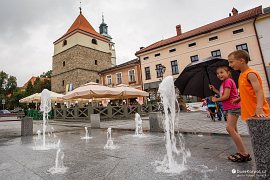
[{"xmin": 0, "ymin": 129, "xmax": 256, "ymax": 180}]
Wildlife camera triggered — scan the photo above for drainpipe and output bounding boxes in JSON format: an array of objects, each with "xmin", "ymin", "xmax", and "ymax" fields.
[{"xmin": 253, "ymin": 17, "xmax": 270, "ymax": 92}]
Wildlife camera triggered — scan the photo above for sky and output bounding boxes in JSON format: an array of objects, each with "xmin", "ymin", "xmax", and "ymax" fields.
[{"xmin": 0, "ymin": 0, "xmax": 269, "ymax": 86}]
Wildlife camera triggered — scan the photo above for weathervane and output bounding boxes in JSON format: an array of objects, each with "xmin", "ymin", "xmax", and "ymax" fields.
[{"xmin": 79, "ymin": 1, "xmax": 82, "ymax": 14}]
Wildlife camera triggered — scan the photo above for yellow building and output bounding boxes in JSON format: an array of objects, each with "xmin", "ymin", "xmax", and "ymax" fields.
[{"xmin": 136, "ymin": 6, "xmax": 270, "ymax": 99}]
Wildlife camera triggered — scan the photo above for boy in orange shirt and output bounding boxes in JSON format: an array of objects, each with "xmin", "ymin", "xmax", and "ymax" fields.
[{"xmin": 227, "ymin": 50, "xmax": 270, "ymax": 162}]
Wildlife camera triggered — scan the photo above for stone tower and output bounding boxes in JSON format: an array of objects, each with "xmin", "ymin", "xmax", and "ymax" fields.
[{"xmin": 51, "ymin": 11, "xmax": 114, "ymax": 93}]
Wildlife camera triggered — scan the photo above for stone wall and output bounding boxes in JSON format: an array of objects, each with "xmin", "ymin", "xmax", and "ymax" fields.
[{"xmin": 52, "ymin": 45, "xmax": 112, "ymax": 93}]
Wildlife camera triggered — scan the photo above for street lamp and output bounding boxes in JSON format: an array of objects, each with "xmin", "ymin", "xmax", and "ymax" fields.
[{"xmin": 155, "ymin": 65, "xmax": 166, "ymax": 80}]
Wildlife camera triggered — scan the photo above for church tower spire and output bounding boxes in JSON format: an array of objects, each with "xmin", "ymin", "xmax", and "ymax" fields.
[{"xmin": 99, "ymin": 13, "xmax": 112, "ymax": 39}]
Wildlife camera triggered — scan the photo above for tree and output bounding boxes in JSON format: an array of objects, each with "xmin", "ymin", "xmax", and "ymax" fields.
[
  {"xmin": 40, "ymin": 70, "xmax": 52, "ymax": 78},
  {"xmin": 0, "ymin": 71, "xmax": 8, "ymax": 94},
  {"xmin": 5, "ymin": 76, "xmax": 17, "ymax": 95}
]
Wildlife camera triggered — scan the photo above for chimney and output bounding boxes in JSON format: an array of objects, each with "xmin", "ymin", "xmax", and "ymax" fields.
[
  {"xmin": 232, "ymin": 7, "xmax": 238, "ymax": 16},
  {"xmin": 176, "ymin": 24, "xmax": 182, "ymax": 36}
]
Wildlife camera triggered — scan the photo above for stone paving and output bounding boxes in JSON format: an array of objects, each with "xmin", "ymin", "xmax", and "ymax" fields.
[
  {"xmin": 0, "ymin": 129, "xmax": 256, "ymax": 180},
  {"xmin": 0, "ymin": 111, "xmax": 256, "ymax": 180}
]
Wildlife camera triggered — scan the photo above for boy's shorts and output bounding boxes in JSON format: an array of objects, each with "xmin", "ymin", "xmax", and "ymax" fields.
[{"xmin": 224, "ymin": 108, "xmax": 241, "ymax": 117}]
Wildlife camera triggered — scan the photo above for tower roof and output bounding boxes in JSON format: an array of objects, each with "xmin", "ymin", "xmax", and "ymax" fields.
[{"xmin": 54, "ymin": 13, "xmax": 109, "ymax": 44}]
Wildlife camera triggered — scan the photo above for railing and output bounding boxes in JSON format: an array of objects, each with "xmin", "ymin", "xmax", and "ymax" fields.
[{"xmin": 53, "ymin": 103, "xmax": 161, "ymax": 120}]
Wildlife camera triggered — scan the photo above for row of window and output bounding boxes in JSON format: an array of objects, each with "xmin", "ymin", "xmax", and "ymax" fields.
[
  {"xmin": 190, "ymin": 43, "xmax": 249, "ymax": 62},
  {"xmin": 144, "ymin": 43, "xmax": 249, "ymax": 80},
  {"xmin": 145, "ymin": 60, "xmax": 179, "ymax": 80},
  {"xmin": 62, "ymin": 39, "xmax": 98, "ymax": 47},
  {"xmin": 142, "ymin": 28, "xmax": 245, "ymax": 60},
  {"xmin": 106, "ymin": 69, "xmax": 136, "ymax": 85},
  {"xmin": 62, "ymin": 60, "xmax": 98, "ymax": 67}
]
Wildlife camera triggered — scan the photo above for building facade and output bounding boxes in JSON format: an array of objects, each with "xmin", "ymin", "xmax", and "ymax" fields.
[
  {"xmin": 136, "ymin": 6, "xmax": 270, "ymax": 99},
  {"xmin": 255, "ymin": 6, "xmax": 270, "ymax": 86},
  {"xmin": 51, "ymin": 11, "xmax": 116, "ymax": 93},
  {"xmin": 99, "ymin": 59, "xmax": 143, "ymax": 90}
]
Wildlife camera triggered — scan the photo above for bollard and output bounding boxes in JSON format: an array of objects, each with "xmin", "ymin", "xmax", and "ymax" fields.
[
  {"xmin": 247, "ymin": 117, "xmax": 270, "ymax": 180},
  {"xmin": 21, "ymin": 117, "xmax": 33, "ymax": 136},
  {"xmin": 149, "ymin": 112, "xmax": 163, "ymax": 132},
  {"xmin": 90, "ymin": 114, "xmax": 100, "ymax": 128}
]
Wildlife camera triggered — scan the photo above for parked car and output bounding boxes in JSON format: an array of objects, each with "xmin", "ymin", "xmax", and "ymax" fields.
[{"xmin": 0, "ymin": 110, "xmax": 11, "ymax": 114}]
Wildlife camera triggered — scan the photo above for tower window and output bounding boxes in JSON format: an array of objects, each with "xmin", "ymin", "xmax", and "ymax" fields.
[
  {"xmin": 92, "ymin": 39, "xmax": 97, "ymax": 45},
  {"xmin": 62, "ymin": 40, "xmax": 67, "ymax": 46},
  {"xmin": 62, "ymin": 80, "xmax": 65, "ymax": 86},
  {"xmin": 95, "ymin": 60, "xmax": 98, "ymax": 65},
  {"xmin": 63, "ymin": 61, "xmax": 65, "ymax": 67}
]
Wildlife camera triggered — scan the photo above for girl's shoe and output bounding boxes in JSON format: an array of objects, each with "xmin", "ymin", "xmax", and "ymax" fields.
[{"xmin": 228, "ymin": 153, "xmax": 252, "ymax": 162}]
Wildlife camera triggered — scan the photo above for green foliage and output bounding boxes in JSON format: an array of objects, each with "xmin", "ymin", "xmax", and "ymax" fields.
[{"xmin": 0, "ymin": 70, "xmax": 52, "ymax": 110}]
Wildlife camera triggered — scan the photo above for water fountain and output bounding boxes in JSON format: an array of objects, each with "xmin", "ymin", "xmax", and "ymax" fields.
[
  {"xmin": 154, "ymin": 76, "xmax": 191, "ymax": 174},
  {"xmin": 134, "ymin": 113, "xmax": 144, "ymax": 136},
  {"xmin": 33, "ymin": 89, "xmax": 58, "ymax": 150},
  {"xmin": 48, "ymin": 140, "xmax": 68, "ymax": 174},
  {"xmin": 81, "ymin": 127, "xmax": 92, "ymax": 140},
  {"xmin": 104, "ymin": 127, "xmax": 117, "ymax": 149}
]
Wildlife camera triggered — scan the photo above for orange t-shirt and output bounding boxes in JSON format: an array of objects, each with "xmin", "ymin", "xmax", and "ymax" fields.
[{"xmin": 239, "ymin": 68, "xmax": 270, "ymax": 120}]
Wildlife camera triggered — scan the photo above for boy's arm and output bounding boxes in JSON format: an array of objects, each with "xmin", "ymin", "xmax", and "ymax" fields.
[{"xmin": 248, "ymin": 73, "xmax": 266, "ymax": 117}]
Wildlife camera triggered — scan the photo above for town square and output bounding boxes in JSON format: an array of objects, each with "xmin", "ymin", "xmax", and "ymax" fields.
[{"xmin": 0, "ymin": 1, "xmax": 270, "ymax": 180}]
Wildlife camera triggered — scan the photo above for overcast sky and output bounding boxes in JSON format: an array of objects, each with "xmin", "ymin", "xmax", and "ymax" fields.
[{"xmin": 0, "ymin": 0, "xmax": 269, "ymax": 86}]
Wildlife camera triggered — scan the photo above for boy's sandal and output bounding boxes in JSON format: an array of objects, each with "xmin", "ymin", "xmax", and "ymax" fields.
[{"xmin": 228, "ymin": 153, "xmax": 252, "ymax": 162}]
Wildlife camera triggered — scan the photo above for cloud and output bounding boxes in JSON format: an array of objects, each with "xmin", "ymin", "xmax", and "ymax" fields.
[{"xmin": 0, "ymin": 0, "xmax": 269, "ymax": 86}]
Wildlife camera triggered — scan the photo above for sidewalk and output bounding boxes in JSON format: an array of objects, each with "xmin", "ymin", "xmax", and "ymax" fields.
[{"xmin": 0, "ymin": 111, "xmax": 249, "ymax": 138}]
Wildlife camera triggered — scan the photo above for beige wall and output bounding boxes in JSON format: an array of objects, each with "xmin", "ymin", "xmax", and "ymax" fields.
[
  {"xmin": 138, "ymin": 20, "xmax": 270, "ymax": 97},
  {"xmin": 100, "ymin": 63, "xmax": 142, "ymax": 89},
  {"xmin": 54, "ymin": 32, "xmax": 111, "ymax": 56}
]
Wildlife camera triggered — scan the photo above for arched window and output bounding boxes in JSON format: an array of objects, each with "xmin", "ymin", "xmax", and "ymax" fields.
[
  {"xmin": 62, "ymin": 40, "xmax": 67, "ymax": 46},
  {"xmin": 63, "ymin": 61, "xmax": 65, "ymax": 67},
  {"xmin": 92, "ymin": 39, "xmax": 97, "ymax": 45},
  {"xmin": 95, "ymin": 60, "xmax": 98, "ymax": 65}
]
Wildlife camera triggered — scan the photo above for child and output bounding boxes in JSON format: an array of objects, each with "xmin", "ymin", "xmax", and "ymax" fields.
[
  {"xmin": 205, "ymin": 96, "xmax": 217, "ymax": 121},
  {"xmin": 228, "ymin": 50, "xmax": 270, "ymax": 119},
  {"xmin": 209, "ymin": 65, "xmax": 251, "ymax": 162}
]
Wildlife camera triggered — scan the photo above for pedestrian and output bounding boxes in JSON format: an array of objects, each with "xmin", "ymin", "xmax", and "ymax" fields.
[
  {"xmin": 205, "ymin": 96, "xmax": 217, "ymax": 121},
  {"xmin": 209, "ymin": 65, "xmax": 250, "ymax": 162}
]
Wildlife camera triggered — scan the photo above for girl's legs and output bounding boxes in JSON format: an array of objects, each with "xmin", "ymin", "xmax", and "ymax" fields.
[{"xmin": 226, "ymin": 113, "xmax": 248, "ymax": 155}]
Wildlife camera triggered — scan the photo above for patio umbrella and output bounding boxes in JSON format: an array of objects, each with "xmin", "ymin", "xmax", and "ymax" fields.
[
  {"xmin": 114, "ymin": 84, "xmax": 149, "ymax": 98},
  {"xmin": 174, "ymin": 57, "xmax": 240, "ymax": 98},
  {"xmin": 19, "ymin": 91, "xmax": 64, "ymax": 103},
  {"xmin": 62, "ymin": 82, "xmax": 122, "ymax": 100}
]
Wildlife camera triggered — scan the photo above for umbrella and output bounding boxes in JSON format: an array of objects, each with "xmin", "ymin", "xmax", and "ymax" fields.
[
  {"xmin": 62, "ymin": 82, "xmax": 122, "ymax": 100},
  {"xmin": 19, "ymin": 91, "xmax": 64, "ymax": 103},
  {"xmin": 114, "ymin": 84, "xmax": 149, "ymax": 98},
  {"xmin": 174, "ymin": 57, "xmax": 240, "ymax": 98}
]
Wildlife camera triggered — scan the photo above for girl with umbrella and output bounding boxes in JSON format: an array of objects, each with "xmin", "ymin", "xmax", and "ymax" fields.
[{"xmin": 209, "ymin": 66, "xmax": 251, "ymax": 162}]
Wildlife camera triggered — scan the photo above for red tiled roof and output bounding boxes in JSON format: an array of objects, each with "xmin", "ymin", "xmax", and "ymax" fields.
[
  {"xmin": 136, "ymin": 6, "xmax": 262, "ymax": 55},
  {"xmin": 99, "ymin": 59, "xmax": 139, "ymax": 74},
  {"xmin": 54, "ymin": 13, "xmax": 109, "ymax": 43},
  {"xmin": 22, "ymin": 76, "xmax": 49, "ymax": 89}
]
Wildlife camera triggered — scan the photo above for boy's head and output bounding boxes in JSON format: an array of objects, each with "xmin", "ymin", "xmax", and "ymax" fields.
[{"xmin": 228, "ymin": 50, "xmax": 250, "ymax": 71}]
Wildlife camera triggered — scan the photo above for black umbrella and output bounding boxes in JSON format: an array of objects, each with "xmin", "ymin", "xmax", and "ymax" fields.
[{"xmin": 174, "ymin": 57, "xmax": 240, "ymax": 98}]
